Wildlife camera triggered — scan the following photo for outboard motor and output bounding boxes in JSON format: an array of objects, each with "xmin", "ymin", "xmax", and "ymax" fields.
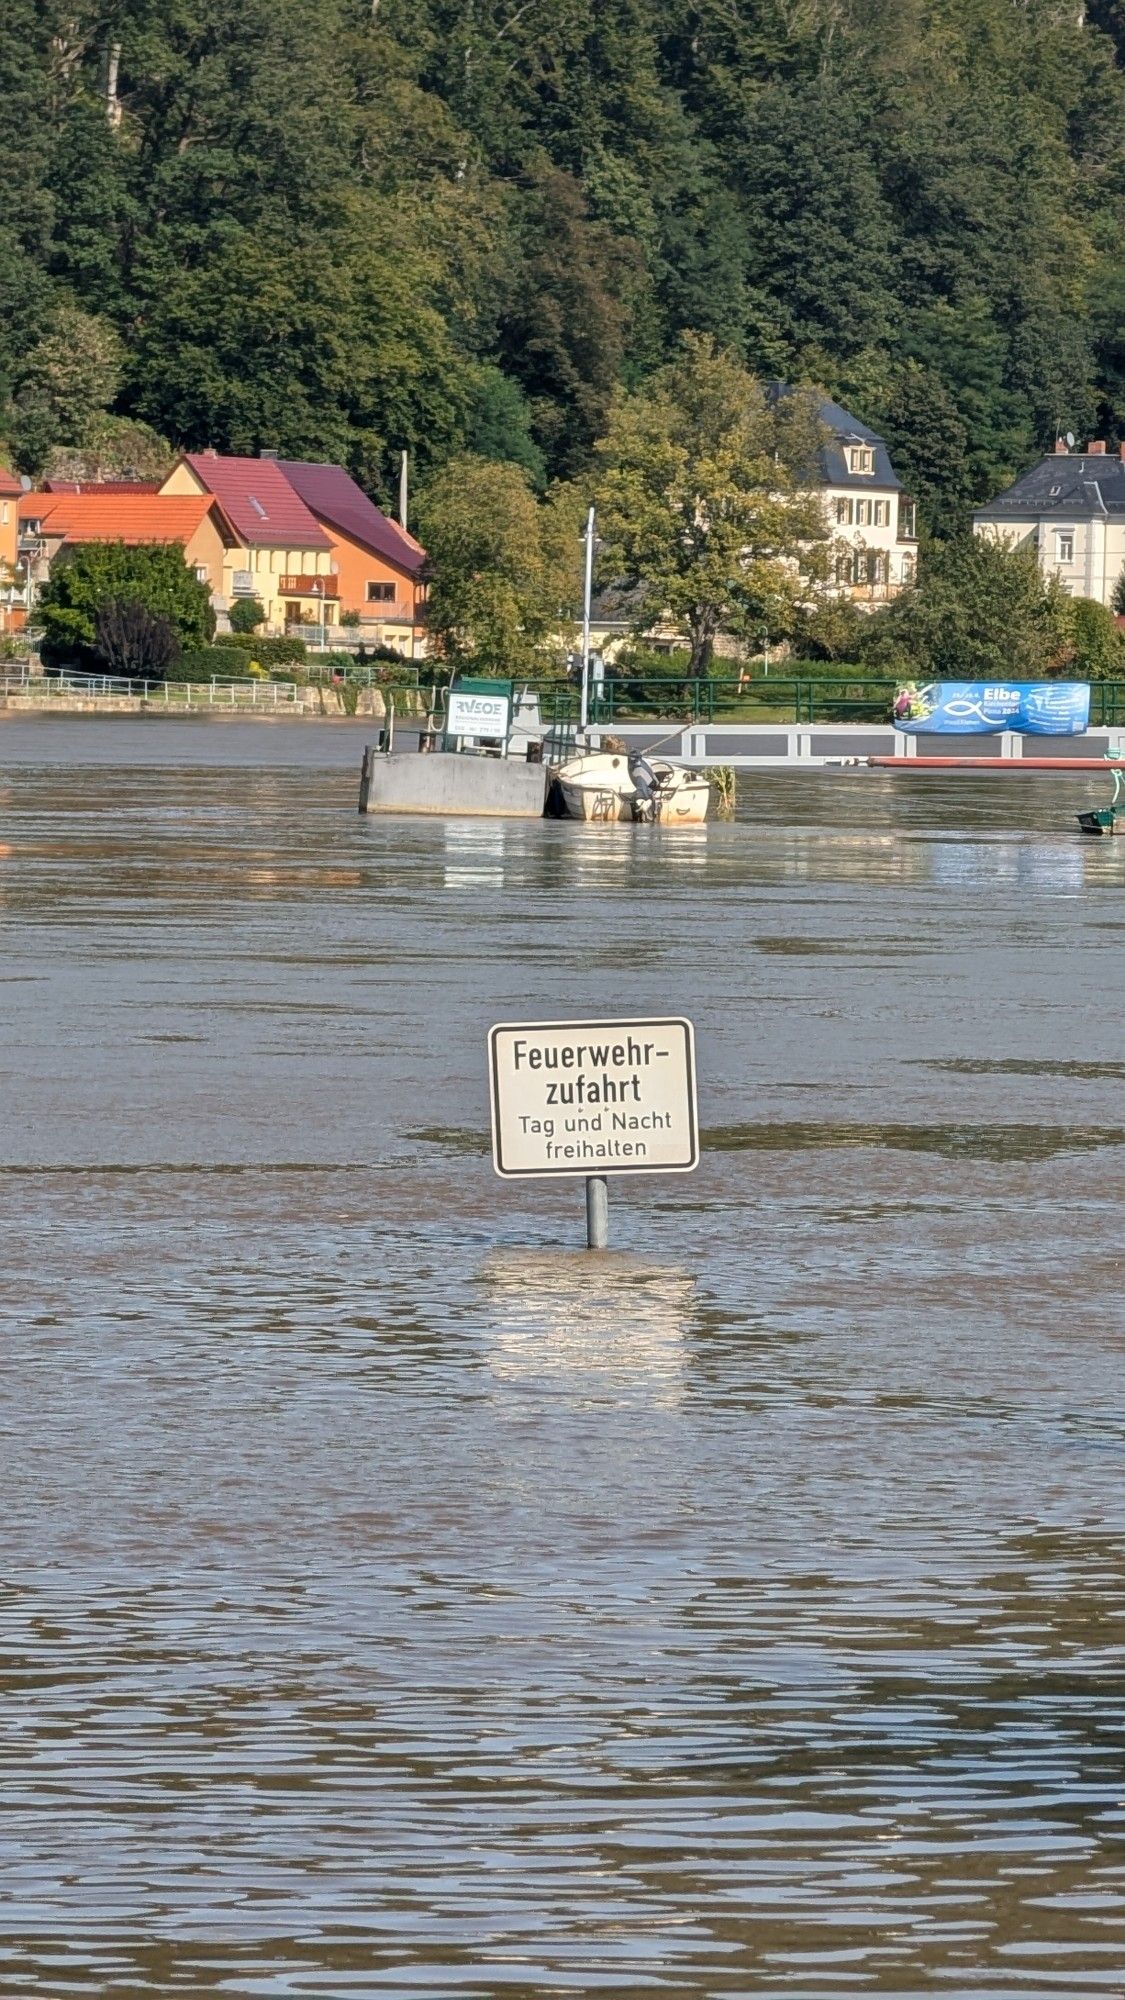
[{"xmin": 629, "ymin": 754, "xmax": 657, "ymax": 822}]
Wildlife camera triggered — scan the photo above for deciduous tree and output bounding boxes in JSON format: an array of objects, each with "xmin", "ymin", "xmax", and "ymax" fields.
[
  {"xmin": 415, "ymin": 456, "xmax": 583, "ymax": 675},
  {"xmin": 870, "ymin": 534, "xmax": 1074, "ymax": 682},
  {"xmin": 593, "ymin": 335, "xmax": 828, "ymax": 674},
  {"xmin": 38, "ymin": 542, "xmax": 215, "ymax": 662}
]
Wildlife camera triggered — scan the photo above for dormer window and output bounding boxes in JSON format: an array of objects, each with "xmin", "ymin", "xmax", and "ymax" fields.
[{"xmin": 848, "ymin": 445, "xmax": 875, "ymax": 475}]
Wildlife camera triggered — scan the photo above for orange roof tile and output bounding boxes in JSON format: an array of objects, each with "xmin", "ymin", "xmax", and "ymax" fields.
[
  {"xmin": 19, "ymin": 492, "xmax": 215, "ymax": 544},
  {"xmin": 0, "ymin": 466, "xmax": 22, "ymax": 498}
]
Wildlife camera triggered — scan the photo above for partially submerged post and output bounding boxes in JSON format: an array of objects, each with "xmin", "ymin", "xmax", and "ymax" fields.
[
  {"xmin": 585, "ymin": 1174, "xmax": 609, "ymax": 1250},
  {"xmin": 488, "ymin": 1016, "xmax": 699, "ymax": 1251}
]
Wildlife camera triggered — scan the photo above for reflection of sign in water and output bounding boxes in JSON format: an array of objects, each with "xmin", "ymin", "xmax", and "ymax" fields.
[
  {"xmin": 480, "ymin": 1249, "xmax": 693, "ymax": 1402},
  {"xmin": 447, "ymin": 688, "xmax": 510, "ymax": 740},
  {"xmin": 489, "ymin": 1016, "xmax": 698, "ymax": 1178},
  {"xmin": 899, "ymin": 682, "xmax": 1090, "ymax": 735}
]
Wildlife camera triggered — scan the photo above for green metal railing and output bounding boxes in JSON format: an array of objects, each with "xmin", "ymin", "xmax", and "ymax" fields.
[
  {"xmin": 23, "ymin": 657, "xmax": 1125, "ymax": 727},
  {"xmin": 522, "ymin": 677, "xmax": 1125, "ymax": 729},
  {"xmin": 584, "ymin": 676, "xmax": 902, "ymax": 725}
]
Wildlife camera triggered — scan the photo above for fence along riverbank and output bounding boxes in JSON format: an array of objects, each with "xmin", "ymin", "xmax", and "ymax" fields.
[{"xmin": 7, "ymin": 663, "xmax": 1125, "ymax": 761}]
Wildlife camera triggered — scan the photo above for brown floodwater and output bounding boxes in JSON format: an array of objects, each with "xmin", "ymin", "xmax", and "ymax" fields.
[{"xmin": 2, "ymin": 717, "xmax": 1123, "ymax": 1997}]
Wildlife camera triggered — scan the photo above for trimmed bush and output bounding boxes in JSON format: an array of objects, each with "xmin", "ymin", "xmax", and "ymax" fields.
[
  {"xmin": 353, "ymin": 641, "xmax": 414, "ymax": 665},
  {"xmin": 219, "ymin": 633, "xmax": 307, "ymax": 664},
  {"xmin": 228, "ymin": 595, "xmax": 266, "ymax": 633}
]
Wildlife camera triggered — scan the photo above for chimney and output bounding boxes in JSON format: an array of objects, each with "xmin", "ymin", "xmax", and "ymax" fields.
[
  {"xmin": 1054, "ymin": 438, "xmax": 1068, "ymax": 453},
  {"xmin": 259, "ymin": 448, "xmax": 277, "ymax": 459},
  {"xmin": 201, "ymin": 447, "xmax": 218, "ymax": 458},
  {"xmin": 1088, "ymin": 439, "xmax": 1106, "ymax": 454}
]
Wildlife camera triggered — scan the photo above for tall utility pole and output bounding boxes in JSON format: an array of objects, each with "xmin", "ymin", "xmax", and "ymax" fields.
[
  {"xmin": 579, "ymin": 504, "xmax": 595, "ymax": 737},
  {"xmin": 399, "ymin": 451, "xmax": 408, "ymax": 532}
]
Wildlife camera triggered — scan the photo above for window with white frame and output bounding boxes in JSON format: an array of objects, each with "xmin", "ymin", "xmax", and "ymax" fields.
[
  {"xmin": 855, "ymin": 498, "xmax": 871, "ymax": 526},
  {"xmin": 848, "ymin": 445, "xmax": 875, "ymax": 475},
  {"xmin": 1056, "ymin": 529, "xmax": 1074, "ymax": 564},
  {"xmin": 900, "ymin": 552, "xmax": 915, "ymax": 586},
  {"xmin": 835, "ymin": 497, "xmax": 851, "ymax": 524},
  {"xmin": 872, "ymin": 499, "xmax": 888, "ymax": 527}
]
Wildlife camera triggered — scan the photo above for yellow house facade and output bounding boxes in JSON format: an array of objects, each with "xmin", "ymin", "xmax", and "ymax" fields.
[
  {"xmin": 0, "ymin": 466, "xmax": 22, "ymax": 630},
  {"xmin": 161, "ymin": 452, "xmax": 334, "ymax": 632}
]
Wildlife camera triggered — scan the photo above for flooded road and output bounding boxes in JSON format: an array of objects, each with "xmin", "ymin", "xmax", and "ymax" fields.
[{"xmin": 2, "ymin": 718, "xmax": 1123, "ymax": 1996}]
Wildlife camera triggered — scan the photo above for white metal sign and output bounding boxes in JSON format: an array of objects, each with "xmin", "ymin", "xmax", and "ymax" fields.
[
  {"xmin": 447, "ymin": 689, "xmax": 510, "ymax": 741},
  {"xmin": 489, "ymin": 1016, "xmax": 698, "ymax": 1178}
]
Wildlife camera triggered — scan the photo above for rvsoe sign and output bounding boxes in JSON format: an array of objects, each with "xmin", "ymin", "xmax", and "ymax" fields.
[
  {"xmin": 446, "ymin": 687, "xmax": 511, "ymax": 741},
  {"xmin": 489, "ymin": 1016, "xmax": 698, "ymax": 1178}
]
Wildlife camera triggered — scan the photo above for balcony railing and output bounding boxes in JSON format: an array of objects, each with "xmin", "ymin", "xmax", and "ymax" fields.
[{"xmin": 280, "ymin": 575, "xmax": 339, "ymax": 597}]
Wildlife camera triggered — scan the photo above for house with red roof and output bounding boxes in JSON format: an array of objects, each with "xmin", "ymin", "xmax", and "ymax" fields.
[
  {"xmin": 276, "ymin": 459, "xmax": 427, "ymax": 652},
  {"xmin": 161, "ymin": 451, "xmax": 335, "ymax": 634},
  {"xmin": 17, "ymin": 488, "xmax": 239, "ymax": 612},
  {"xmin": 13, "ymin": 448, "xmax": 431, "ymax": 646}
]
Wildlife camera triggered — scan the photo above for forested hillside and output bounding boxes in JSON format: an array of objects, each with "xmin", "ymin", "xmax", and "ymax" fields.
[{"xmin": 5, "ymin": 0, "xmax": 1125, "ymax": 526}]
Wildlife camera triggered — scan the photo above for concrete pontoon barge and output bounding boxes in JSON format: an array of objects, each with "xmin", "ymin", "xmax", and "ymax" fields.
[
  {"xmin": 359, "ymin": 675, "xmax": 552, "ymax": 817},
  {"xmin": 359, "ymin": 748, "xmax": 548, "ymax": 817}
]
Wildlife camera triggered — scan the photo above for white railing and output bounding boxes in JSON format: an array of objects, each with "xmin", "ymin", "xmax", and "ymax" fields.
[{"xmin": 4, "ymin": 669, "xmax": 302, "ymax": 708}]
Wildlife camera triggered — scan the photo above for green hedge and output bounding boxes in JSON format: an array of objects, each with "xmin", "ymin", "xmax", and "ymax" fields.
[{"xmin": 219, "ymin": 633, "xmax": 307, "ymax": 663}]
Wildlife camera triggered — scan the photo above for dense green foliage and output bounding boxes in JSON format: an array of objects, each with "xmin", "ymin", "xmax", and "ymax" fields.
[
  {"xmin": 862, "ymin": 536, "xmax": 1075, "ymax": 681},
  {"xmin": 7, "ymin": 0, "xmax": 1125, "ymax": 518},
  {"xmin": 37, "ymin": 542, "xmax": 215, "ymax": 663},
  {"xmin": 415, "ymin": 457, "xmax": 583, "ymax": 674},
  {"xmin": 813, "ymin": 533, "xmax": 1125, "ymax": 681}
]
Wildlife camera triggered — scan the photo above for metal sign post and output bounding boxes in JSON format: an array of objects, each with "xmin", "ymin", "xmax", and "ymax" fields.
[
  {"xmin": 579, "ymin": 505, "xmax": 595, "ymax": 738},
  {"xmin": 585, "ymin": 1174, "xmax": 609, "ymax": 1250},
  {"xmin": 488, "ymin": 1016, "xmax": 699, "ymax": 1250}
]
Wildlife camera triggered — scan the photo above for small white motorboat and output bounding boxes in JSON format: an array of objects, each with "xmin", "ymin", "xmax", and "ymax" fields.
[
  {"xmin": 554, "ymin": 751, "xmax": 638, "ymax": 822},
  {"xmin": 552, "ymin": 751, "xmax": 712, "ymax": 824}
]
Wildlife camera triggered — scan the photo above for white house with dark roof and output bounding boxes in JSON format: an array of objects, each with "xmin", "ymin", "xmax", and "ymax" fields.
[
  {"xmin": 768, "ymin": 387, "xmax": 918, "ymax": 605},
  {"xmin": 973, "ymin": 438, "xmax": 1125, "ymax": 607}
]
